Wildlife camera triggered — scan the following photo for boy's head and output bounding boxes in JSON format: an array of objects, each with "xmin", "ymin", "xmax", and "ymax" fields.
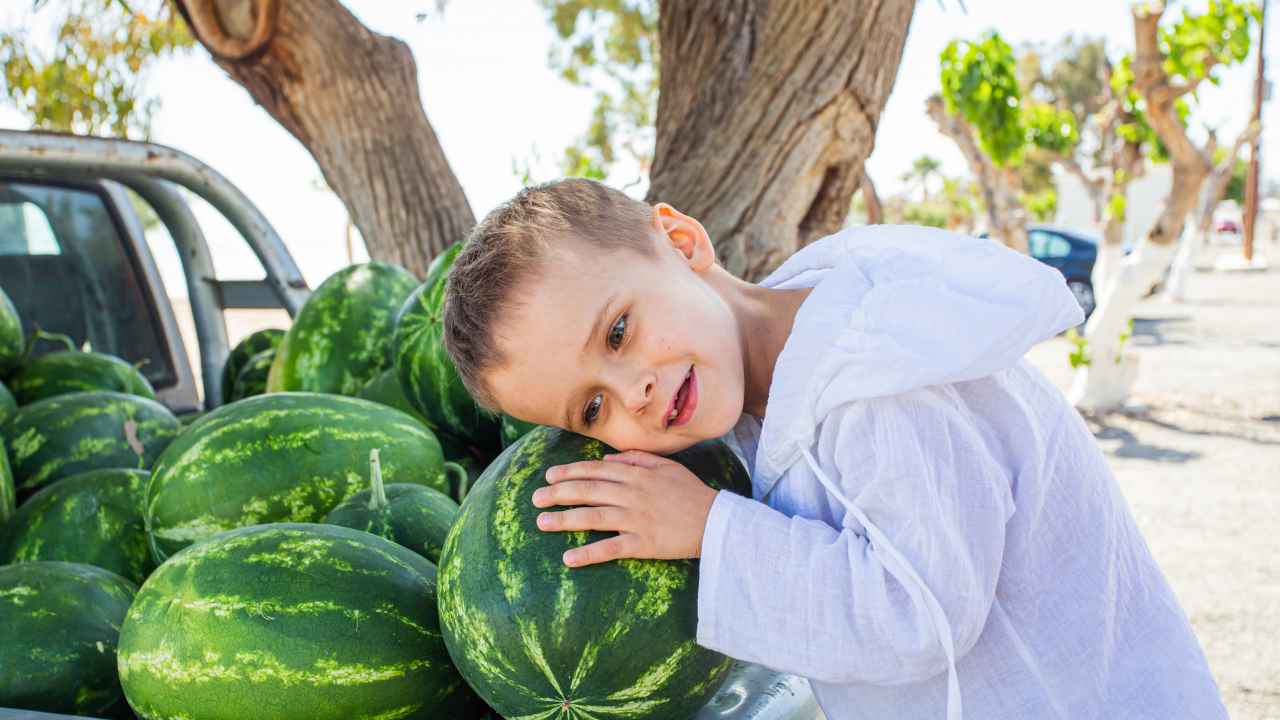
[{"xmin": 443, "ymin": 178, "xmax": 746, "ymax": 454}]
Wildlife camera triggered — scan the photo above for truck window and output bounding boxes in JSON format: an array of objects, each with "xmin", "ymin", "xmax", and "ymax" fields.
[{"xmin": 0, "ymin": 181, "xmax": 176, "ymax": 389}]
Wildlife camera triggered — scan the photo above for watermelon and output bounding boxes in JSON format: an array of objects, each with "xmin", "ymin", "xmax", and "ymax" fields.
[
  {"xmin": 0, "ymin": 561, "xmax": 136, "ymax": 716},
  {"xmin": 0, "ymin": 285, "xmax": 23, "ymax": 376},
  {"xmin": 0, "ymin": 378, "xmax": 16, "ymax": 423},
  {"xmin": 267, "ymin": 262, "xmax": 418, "ymax": 396},
  {"xmin": 324, "ymin": 449, "xmax": 461, "ymax": 563},
  {"xmin": 0, "ymin": 441, "xmax": 13, "ymax": 523},
  {"xmin": 393, "ymin": 242, "xmax": 500, "ymax": 454},
  {"xmin": 359, "ymin": 367, "xmax": 488, "ymax": 473},
  {"xmin": 500, "ymin": 414, "xmax": 540, "ymax": 448},
  {"xmin": 2, "ymin": 391, "xmax": 180, "ymax": 499},
  {"xmin": 229, "ymin": 347, "xmax": 276, "ymax": 401},
  {"xmin": 145, "ymin": 392, "xmax": 454, "ymax": 563},
  {"xmin": 0, "ymin": 469, "xmax": 152, "ymax": 584},
  {"xmin": 10, "ymin": 349, "xmax": 155, "ymax": 405},
  {"xmin": 220, "ymin": 328, "xmax": 285, "ymax": 404},
  {"xmin": 437, "ymin": 427, "xmax": 749, "ymax": 718},
  {"xmin": 118, "ymin": 523, "xmax": 473, "ymax": 720}
]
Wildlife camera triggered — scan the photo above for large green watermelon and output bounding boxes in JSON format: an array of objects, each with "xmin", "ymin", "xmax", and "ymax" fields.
[
  {"xmin": 118, "ymin": 523, "xmax": 473, "ymax": 720},
  {"xmin": 0, "ymin": 285, "xmax": 23, "ymax": 376},
  {"xmin": 10, "ymin": 349, "xmax": 155, "ymax": 404},
  {"xmin": 0, "ymin": 468, "xmax": 152, "ymax": 584},
  {"xmin": 229, "ymin": 348, "xmax": 276, "ymax": 401},
  {"xmin": 359, "ymin": 367, "xmax": 487, "ymax": 477},
  {"xmin": 220, "ymin": 328, "xmax": 285, "ymax": 404},
  {"xmin": 0, "ymin": 561, "xmax": 136, "ymax": 716},
  {"xmin": 437, "ymin": 427, "xmax": 749, "ymax": 718},
  {"xmin": 2, "ymin": 391, "xmax": 180, "ymax": 499},
  {"xmin": 324, "ymin": 449, "xmax": 462, "ymax": 563},
  {"xmin": 393, "ymin": 243, "xmax": 500, "ymax": 454},
  {"xmin": 268, "ymin": 263, "xmax": 418, "ymax": 396},
  {"xmin": 145, "ymin": 392, "xmax": 453, "ymax": 563}
]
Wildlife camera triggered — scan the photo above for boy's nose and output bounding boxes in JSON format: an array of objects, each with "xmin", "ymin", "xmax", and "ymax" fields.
[{"xmin": 624, "ymin": 375, "xmax": 655, "ymax": 414}]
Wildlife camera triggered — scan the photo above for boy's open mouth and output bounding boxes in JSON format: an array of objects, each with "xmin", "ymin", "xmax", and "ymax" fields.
[{"xmin": 665, "ymin": 365, "xmax": 698, "ymax": 429}]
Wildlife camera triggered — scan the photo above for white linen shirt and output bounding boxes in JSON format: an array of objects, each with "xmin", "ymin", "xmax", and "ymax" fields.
[{"xmin": 698, "ymin": 225, "xmax": 1226, "ymax": 720}]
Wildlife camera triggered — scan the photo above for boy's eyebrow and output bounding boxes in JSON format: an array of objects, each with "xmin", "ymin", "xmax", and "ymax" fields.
[{"xmin": 581, "ymin": 293, "xmax": 616, "ymax": 355}]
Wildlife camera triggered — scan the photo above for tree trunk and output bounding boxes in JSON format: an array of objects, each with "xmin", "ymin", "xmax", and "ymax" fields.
[
  {"xmin": 1071, "ymin": 4, "xmax": 1216, "ymax": 413},
  {"xmin": 860, "ymin": 167, "xmax": 883, "ymax": 225},
  {"xmin": 1168, "ymin": 123, "xmax": 1260, "ymax": 298},
  {"xmin": 648, "ymin": 0, "xmax": 915, "ymax": 280},
  {"xmin": 174, "ymin": 0, "xmax": 474, "ymax": 278},
  {"xmin": 925, "ymin": 95, "xmax": 1029, "ymax": 254}
]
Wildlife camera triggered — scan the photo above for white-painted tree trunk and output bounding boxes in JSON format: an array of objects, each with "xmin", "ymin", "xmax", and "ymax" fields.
[
  {"xmin": 1069, "ymin": 241, "xmax": 1177, "ymax": 412},
  {"xmin": 1091, "ymin": 241, "xmax": 1126, "ymax": 305},
  {"xmin": 1164, "ymin": 227, "xmax": 1203, "ymax": 301}
]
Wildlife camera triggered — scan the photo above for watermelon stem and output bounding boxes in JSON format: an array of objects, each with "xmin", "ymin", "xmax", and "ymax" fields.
[
  {"xmin": 444, "ymin": 461, "xmax": 469, "ymax": 503},
  {"xmin": 368, "ymin": 448, "xmax": 388, "ymax": 511},
  {"xmin": 23, "ymin": 327, "xmax": 78, "ymax": 359}
]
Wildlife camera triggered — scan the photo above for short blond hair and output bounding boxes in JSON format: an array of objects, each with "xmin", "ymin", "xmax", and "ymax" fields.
[{"xmin": 443, "ymin": 178, "xmax": 654, "ymax": 410}]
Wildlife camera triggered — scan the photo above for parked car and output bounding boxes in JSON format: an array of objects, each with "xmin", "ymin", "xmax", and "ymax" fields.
[
  {"xmin": 0, "ymin": 130, "xmax": 822, "ymax": 720},
  {"xmin": 981, "ymin": 224, "xmax": 1098, "ymax": 320},
  {"xmin": 1215, "ymin": 219, "xmax": 1240, "ymax": 234}
]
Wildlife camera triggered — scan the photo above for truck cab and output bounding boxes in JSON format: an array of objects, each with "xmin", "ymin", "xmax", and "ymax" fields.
[{"xmin": 0, "ymin": 130, "xmax": 822, "ymax": 720}]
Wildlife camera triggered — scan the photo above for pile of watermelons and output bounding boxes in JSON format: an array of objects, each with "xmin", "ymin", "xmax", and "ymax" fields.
[{"xmin": 0, "ymin": 243, "xmax": 752, "ymax": 720}]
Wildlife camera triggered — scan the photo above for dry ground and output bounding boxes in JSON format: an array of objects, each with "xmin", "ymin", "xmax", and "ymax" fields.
[{"xmin": 1025, "ymin": 245, "xmax": 1279, "ymax": 720}]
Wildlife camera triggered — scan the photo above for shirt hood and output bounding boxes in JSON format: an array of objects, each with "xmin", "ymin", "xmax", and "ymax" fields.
[{"xmin": 751, "ymin": 225, "xmax": 1084, "ymax": 495}]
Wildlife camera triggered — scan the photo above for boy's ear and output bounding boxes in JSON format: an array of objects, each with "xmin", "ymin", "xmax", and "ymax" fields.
[{"xmin": 653, "ymin": 203, "xmax": 716, "ymax": 272}]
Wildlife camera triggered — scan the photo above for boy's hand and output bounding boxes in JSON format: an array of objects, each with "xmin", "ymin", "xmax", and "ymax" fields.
[{"xmin": 533, "ymin": 450, "xmax": 718, "ymax": 568}]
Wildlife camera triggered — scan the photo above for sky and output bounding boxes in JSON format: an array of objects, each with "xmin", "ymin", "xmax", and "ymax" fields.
[{"xmin": 1, "ymin": 0, "xmax": 1276, "ymax": 290}]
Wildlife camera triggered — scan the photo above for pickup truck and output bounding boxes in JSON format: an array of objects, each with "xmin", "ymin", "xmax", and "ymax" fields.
[{"xmin": 0, "ymin": 129, "xmax": 822, "ymax": 720}]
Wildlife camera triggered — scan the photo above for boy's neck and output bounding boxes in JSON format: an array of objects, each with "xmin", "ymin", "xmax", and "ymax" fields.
[{"xmin": 708, "ymin": 267, "xmax": 812, "ymax": 419}]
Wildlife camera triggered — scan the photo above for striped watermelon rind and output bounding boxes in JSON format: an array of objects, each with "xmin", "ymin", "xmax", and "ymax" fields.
[
  {"xmin": 0, "ymin": 561, "xmax": 137, "ymax": 716},
  {"xmin": 229, "ymin": 348, "xmax": 276, "ymax": 401},
  {"xmin": 9, "ymin": 350, "xmax": 155, "ymax": 405},
  {"xmin": 118, "ymin": 523, "xmax": 472, "ymax": 720},
  {"xmin": 499, "ymin": 414, "xmax": 540, "ymax": 449},
  {"xmin": 1, "ymin": 391, "xmax": 180, "ymax": 499},
  {"xmin": 0, "ymin": 286, "xmax": 23, "ymax": 376},
  {"xmin": 0, "ymin": 379, "xmax": 16, "ymax": 424},
  {"xmin": 220, "ymin": 328, "xmax": 285, "ymax": 404},
  {"xmin": 393, "ymin": 243, "xmax": 500, "ymax": 454},
  {"xmin": 144, "ymin": 392, "xmax": 452, "ymax": 563},
  {"xmin": 268, "ymin": 262, "xmax": 419, "ymax": 396},
  {"xmin": 0, "ymin": 442, "xmax": 13, "ymax": 523},
  {"xmin": 0, "ymin": 468, "xmax": 152, "ymax": 584},
  {"xmin": 437, "ymin": 427, "xmax": 747, "ymax": 719}
]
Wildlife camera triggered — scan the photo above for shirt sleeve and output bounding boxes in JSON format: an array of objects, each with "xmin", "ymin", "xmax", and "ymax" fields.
[{"xmin": 696, "ymin": 390, "xmax": 1015, "ymax": 686}]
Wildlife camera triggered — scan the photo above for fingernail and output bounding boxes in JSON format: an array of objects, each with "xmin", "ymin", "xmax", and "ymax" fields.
[
  {"xmin": 532, "ymin": 488, "xmax": 546, "ymax": 505},
  {"xmin": 563, "ymin": 550, "xmax": 577, "ymax": 566},
  {"xmin": 536, "ymin": 513, "xmax": 550, "ymax": 529}
]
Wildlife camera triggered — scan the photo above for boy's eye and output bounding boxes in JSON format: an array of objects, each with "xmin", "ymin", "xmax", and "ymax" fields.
[
  {"xmin": 607, "ymin": 314, "xmax": 627, "ymax": 350},
  {"xmin": 583, "ymin": 394, "xmax": 603, "ymax": 425}
]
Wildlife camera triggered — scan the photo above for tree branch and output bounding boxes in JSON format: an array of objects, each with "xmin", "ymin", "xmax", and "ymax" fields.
[{"xmin": 174, "ymin": 0, "xmax": 278, "ymax": 62}]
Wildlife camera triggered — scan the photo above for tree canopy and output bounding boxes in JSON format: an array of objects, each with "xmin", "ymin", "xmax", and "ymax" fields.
[{"xmin": 0, "ymin": 0, "xmax": 192, "ymax": 138}]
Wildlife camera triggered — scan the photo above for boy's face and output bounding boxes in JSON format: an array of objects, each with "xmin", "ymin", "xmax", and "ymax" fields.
[{"xmin": 486, "ymin": 207, "xmax": 746, "ymax": 455}]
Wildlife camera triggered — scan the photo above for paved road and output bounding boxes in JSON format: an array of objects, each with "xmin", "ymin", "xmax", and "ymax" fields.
[{"xmin": 1025, "ymin": 247, "xmax": 1279, "ymax": 719}]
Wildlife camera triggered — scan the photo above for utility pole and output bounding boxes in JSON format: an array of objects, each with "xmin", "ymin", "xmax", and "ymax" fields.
[{"xmin": 1243, "ymin": 0, "xmax": 1267, "ymax": 263}]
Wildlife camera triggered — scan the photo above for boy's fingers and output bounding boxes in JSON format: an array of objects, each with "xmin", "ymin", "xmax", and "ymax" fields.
[
  {"xmin": 537, "ymin": 506, "xmax": 627, "ymax": 533},
  {"xmin": 602, "ymin": 450, "xmax": 671, "ymax": 469},
  {"xmin": 564, "ymin": 535, "xmax": 636, "ymax": 567},
  {"xmin": 532, "ymin": 479, "xmax": 629, "ymax": 508},
  {"xmin": 546, "ymin": 460, "xmax": 638, "ymax": 485}
]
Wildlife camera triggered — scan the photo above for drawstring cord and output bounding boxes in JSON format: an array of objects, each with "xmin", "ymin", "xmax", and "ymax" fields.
[{"xmin": 801, "ymin": 449, "xmax": 962, "ymax": 720}]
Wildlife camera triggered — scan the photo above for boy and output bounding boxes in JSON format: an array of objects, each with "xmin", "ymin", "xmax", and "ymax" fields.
[{"xmin": 442, "ymin": 179, "xmax": 1225, "ymax": 719}]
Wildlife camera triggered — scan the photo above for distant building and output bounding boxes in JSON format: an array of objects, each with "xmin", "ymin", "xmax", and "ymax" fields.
[{"xmin": 1054, "ymin": 163, "xmax": 1172, "ymax": 245}]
